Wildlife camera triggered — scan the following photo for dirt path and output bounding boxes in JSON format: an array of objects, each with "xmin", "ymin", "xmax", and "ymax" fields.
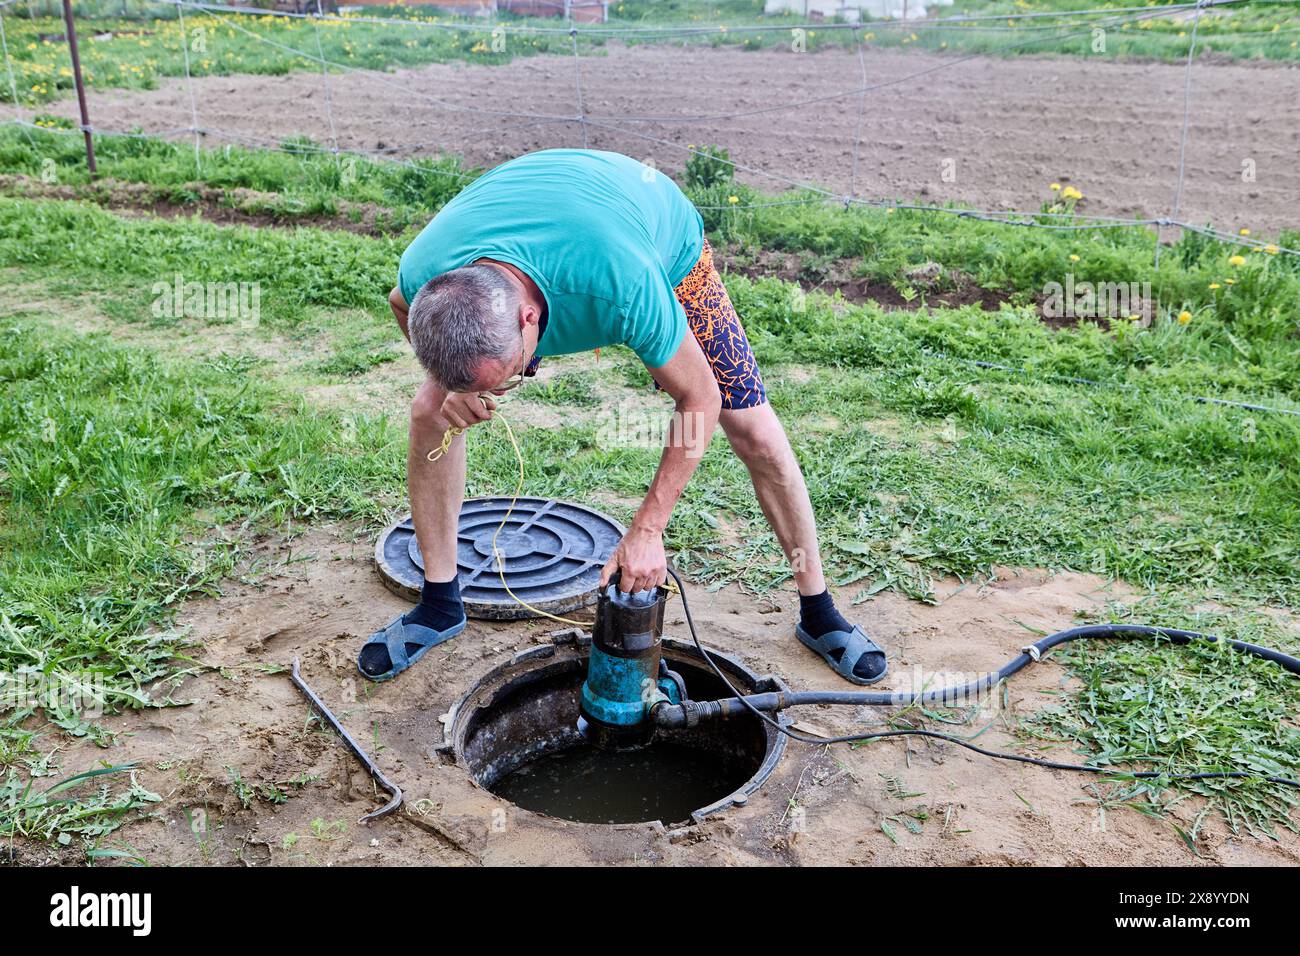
[
  {"xmin": 25, "ymin": 524, "xmax": 1297, "ymax": 867},
  {"xmin": 23, "ymin": 44, "xmax": 1300, "ymax": 236}
]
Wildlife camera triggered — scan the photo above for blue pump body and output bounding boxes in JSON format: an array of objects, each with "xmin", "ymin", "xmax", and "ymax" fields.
[
  {"xmin": 581, "ymin": 643, "xmax": 681, "ymax": 728},
  {"xmin": 579, "ymin": 582, "xmax": 681, "ymax": 746}
]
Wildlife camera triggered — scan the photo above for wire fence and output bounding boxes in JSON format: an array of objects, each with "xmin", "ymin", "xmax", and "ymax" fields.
[{"xmin": 1, "ymin": 0, "xmax": 1298, "ymax": 416}]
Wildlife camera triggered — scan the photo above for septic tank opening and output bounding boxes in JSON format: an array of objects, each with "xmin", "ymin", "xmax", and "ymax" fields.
[{"xmin": 440, "ymin": 635, "xmax": 789, "ymax": 826}]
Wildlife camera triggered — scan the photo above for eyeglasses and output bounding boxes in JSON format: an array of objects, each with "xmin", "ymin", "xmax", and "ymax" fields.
[
  {"xmin": 493, "ymin": 371, "xmax": 525, "ymax": 393},
  {"xmin": 490, "ymin": 343, "xmax": 530, "ymax": 394}
]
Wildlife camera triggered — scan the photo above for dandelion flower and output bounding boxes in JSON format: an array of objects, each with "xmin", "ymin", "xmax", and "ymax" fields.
[
  {"xmin": 1239, "ymin": 228, "xmax": 1250, "ymax": 236},
  {"xmin": 1069, "ymin": 254, "xmax": 1080, "ymax": 262},
  {"xmin": 1228, "ymin": 255, "xmax": 1245, "ymax": 266},
  {"xmin": 1264, "ymin": 245, "xmax": 1279, "ymax": 255},
  {"xmin": 1209, "ymin": 283, "xmax": 1221, "ymax": 290},
  {"xmin": 727, "ymin": 195, "xmax": 739, "ymax": 205},
  {"xmin": 1225, "ymin": 278, "xmax": 1236, "ymax": 285},
  {"xmin": 1178, "ymin": 310, "xmax": 1192, "ymax": 324},
  {"xmin": 1050, "ymin": 183, "xmax": 1061, "ymax": 191}
]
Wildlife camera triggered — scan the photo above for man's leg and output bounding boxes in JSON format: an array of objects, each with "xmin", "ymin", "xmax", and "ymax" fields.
[
  {"xmin": 670, "ymin": 239, "xmax": 883, "ymax": 682},
  {"xmin": 358, "ymin": 379, "xmax": 467, "ymax": 677},
  {"xmin": 407, "ymin": 378, "xmax": 464, "ymax": 582},
  {"xmin": 718, "ymin": 403, "xmax": 825, "ymax": 594},
  {"xmin": 719, "ymin": 402, "xmax": 886, "ymax": 682}
]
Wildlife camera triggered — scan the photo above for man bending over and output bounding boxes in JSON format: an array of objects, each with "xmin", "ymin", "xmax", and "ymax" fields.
[{"xmin": 358, "ymin": 149, "xmax": 886, "ymax": 686}]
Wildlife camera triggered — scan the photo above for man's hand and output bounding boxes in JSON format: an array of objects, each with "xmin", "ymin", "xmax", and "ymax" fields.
[
  {"xmin": 600, "ymin": 525, "xmax": 667, "ymax": 594},
  {"xmin": 440, "ymin": 392, "xmax": 495, "ymax": 430}
]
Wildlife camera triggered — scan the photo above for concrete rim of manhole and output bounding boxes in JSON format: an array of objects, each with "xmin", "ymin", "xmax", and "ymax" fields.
[
  {"xmin": 374, "ymin": 496, "xmax": 625, "ymax": 619},
  {"xmin": 434, "ymin": 630, "xmax": 791, "ymax": 826}
]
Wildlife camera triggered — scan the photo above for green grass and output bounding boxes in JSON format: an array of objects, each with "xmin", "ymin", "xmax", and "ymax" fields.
[
  {"xmin": 611, "ymin": 0, "xmax": 1300, "ymax": 62},
  {"xmin": 0, "ymin": 8, "xmax": 552, "ymax": 107},
  {"xmin": 0, "ymin": 125, "xmax": 471, "ymax": 232},
  {"xmin": 1024, "ymin": 594, "xmax": 1300, "ymax": 841},
  {"xmin": 0, "ymin": 763, "xmax": 160, "ymax": 850},
  {"xmin": 1, "ymin": 118, "xmax": 1298, "ymax": 850}
]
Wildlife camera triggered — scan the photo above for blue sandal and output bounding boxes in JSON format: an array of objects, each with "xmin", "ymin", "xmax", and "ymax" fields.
[
  {"xmin": 357, "ymin": 613, "xmax": 467, "ymax": 682},
  {"xmin": 795, "ymin": 623, "xmax": 888, "ymax": 686}
]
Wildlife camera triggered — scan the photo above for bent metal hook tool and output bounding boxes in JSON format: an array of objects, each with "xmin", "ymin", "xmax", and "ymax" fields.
[{"xmin": 290, "ymin": 657, "xmax": 403, "ymax": 824}]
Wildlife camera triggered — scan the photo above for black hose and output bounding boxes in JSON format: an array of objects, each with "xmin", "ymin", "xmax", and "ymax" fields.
[{"xmin": 660, "ymin": 566, "xmax": 1300, "ymax": 790}]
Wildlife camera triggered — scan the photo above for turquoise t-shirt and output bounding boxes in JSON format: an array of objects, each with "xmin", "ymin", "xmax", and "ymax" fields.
[{"xmin": 397, "ymin": 149, "xmax": 704, "ymax": 369}]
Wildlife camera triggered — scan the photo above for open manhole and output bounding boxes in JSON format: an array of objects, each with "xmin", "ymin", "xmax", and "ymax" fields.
[
  {"xmin": 438, "ymin": 632, "xmax": 790, "ymax": 826},
  {"xmin": 375, "ymin": 497, "xmax": 624, "ymax": 618}
]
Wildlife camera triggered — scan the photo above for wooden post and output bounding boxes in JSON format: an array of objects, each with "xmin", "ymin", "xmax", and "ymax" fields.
[{"xmin": 61, "ymin": 0, "xmax": 95, "ymax": 175}]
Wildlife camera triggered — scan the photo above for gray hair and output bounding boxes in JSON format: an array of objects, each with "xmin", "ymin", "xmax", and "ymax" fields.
[{"xmin": 408, "ymin": 265, "xmax": 522, "ymax": 392}]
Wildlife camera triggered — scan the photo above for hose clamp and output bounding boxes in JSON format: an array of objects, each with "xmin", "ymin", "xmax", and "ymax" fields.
[
  {"xmin": 1021, "ymin": 645, "xmax": 1042, "ymax": 662},
  {"xmin": 681, "ymin": 700, "xmax": 702, "ymax": 728}
]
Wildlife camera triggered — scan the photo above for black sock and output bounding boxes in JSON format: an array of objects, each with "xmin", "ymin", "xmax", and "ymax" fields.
[
  {"xmin": 358, "ymin": 577, "xmax": 465, "ymax": 677},
  {"xmin": 799, "ymin": 589, "xmax": 885, "ymax": 681},
  {"xmin": 798, "ymin": 590, "xmax": 851, "ymax": 639},
  {"xmin": 404, "ymin": 576, "xmax": 464, "ymax": 632}
]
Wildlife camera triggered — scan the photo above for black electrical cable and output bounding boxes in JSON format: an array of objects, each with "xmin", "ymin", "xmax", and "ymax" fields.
[{"xmin": 662, "ymin": 566, "xmax": 1300, "ymax": 790}]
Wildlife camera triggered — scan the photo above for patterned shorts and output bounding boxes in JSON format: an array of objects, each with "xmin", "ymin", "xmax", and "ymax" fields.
[
  {"xmin": 524, "ymin": 239, "xmax": 767, "ymax": 410},
  {"xmin": 665, "ymin": 238, "xmax": 767, "ymax": 410}
]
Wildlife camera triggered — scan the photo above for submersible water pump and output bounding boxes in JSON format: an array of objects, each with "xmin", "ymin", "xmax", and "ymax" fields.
[{"xmin": 578, "ymin": 576, "xmax": 685, "ymax": 750}]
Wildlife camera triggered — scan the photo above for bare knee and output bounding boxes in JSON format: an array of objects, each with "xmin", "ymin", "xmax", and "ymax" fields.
[{"xmin": 725, "ymin": 411, "xmax": 790, "ymax": 474}]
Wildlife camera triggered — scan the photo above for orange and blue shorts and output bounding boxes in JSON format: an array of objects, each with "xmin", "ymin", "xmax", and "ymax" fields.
[
  {"xmin": 664, "ymin": 238, "xmax": 767, "ymax": 410},
  {"xmin": 524, "ymin": 239, "xmax": 767, "ymax": 410}
]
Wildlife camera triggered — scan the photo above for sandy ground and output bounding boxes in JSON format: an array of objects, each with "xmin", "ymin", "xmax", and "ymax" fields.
[
  {"xmin": 22, "ymin": 43, "xmax": 1300, "ymax": 235},
  {"xmin": 14, "ymin": 525, "xmax": 1296, "ymax": 867}
]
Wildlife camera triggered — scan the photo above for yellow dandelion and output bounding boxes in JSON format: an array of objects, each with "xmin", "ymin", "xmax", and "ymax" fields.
[
  {"xmin": 1209, "ymin": 283, "xmax": 1221, "ymax": 290},
  {"xmin": 1225, "ymin": 278, "xmax": 1236, "ymax": 285},
  {"xmin": 1238, "ymin": 228, "xmax": 1250, "ymax": 236},
  {"xmin": 1050, "ymin": 183, "xmax": 1061, "ymax": 191},
  {"xmin": 1264, "ymin": 245, "xmax": 1279, "ymax": 255},
  {"xmin": 727, "ymin": 195, "xmax": 739, "ymax": 204},
  {"xmin": 1069, "ymin": 254, "xmax": 1080, "ymax": 262},
  {"xmin": 1178, "ymin": 310, "xmax": 1192, "ymax": 325},
  {"xmin": 1228, "ymin": 255, "xmax": 1245, "ymax": 266}
]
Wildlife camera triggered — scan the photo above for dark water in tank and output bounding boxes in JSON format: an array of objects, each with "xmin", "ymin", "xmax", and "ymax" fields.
[{"xmin": 490, "ymin": 741, "xmax": 751, "ymax": 825}]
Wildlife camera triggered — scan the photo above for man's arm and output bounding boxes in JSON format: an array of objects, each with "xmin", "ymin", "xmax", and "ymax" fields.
[
  {"xmin": 600, "ymin": 333, "xmax": 721, "ymax": 593},
  {"xmin": 390, "ymin": 286, "xmax": 411, "ymax": 342}
]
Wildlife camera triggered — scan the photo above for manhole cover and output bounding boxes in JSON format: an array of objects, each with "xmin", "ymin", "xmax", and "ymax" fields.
[{"xmin": 375, "ymin": 497, "xmax": 625, "ymax": 619}]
